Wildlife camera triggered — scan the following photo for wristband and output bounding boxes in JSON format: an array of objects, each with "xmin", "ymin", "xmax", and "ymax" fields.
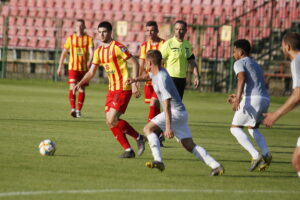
[{"xmin": 297, "ymin": 137, "xmax": 300, "ymax": 147}]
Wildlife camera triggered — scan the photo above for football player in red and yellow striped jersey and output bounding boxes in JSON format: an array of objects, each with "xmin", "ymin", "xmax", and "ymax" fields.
[
  {"xmin": 139, "ymin": 21, "xmax": 165, "ymax": 145},
  {"xmin": 73, "ymin": 21, "xmax": 145, "ymax": 158},
  {"xmin": 57, "ymin": 19, "xmax": 94, "ymax": 118}
]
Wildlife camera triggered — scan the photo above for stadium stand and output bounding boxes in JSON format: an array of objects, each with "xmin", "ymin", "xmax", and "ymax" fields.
[{"xmin": 0, "ymin": 0, "xmax": 299, "ymax": 92}]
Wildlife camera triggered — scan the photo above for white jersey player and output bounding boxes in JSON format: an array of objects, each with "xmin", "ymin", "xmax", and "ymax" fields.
[
  {"xmin": 263, "ymin": 32, "xmax": 300, "ymax": 177},
  {"xmin": 228, "ymin": 39, "xmax": 272, "ymax": 172},
  {"xmin": 127, "ymin": 50, "xmax": 224, "ymax": 176}
]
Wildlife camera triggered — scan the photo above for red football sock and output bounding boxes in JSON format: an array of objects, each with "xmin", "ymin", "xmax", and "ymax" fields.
[
  {"xmin": 148, "ymin": 106, "xmax": 156, "ymax": 122},
  {"xmin": 69, "ymin": 90, "xmax": 76, "ymax": 109},
  {"xmin": 154, "ymin": 105, "xmax": 160, "ymax": 116},
  {"xmin": 77, "ymin": 91, "xmax": 85, "ymax": 111},
  {"xmin": 110, "ymin": 121, "xmax": 131, "ymax": 150},
  {"xmin": 118, "ymin": 119, "xmax": 139, "ymax": 140}
]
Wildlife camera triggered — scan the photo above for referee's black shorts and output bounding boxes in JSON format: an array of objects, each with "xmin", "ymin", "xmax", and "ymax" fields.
[{"xmin": 171, "ymin": 77, "xmax": 186, "ymax": 100}]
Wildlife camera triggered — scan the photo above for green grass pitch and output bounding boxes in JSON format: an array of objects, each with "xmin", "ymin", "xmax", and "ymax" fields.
[{"xmin": 0, "ymin": 79, "xmax": 299, "ymax": 200}]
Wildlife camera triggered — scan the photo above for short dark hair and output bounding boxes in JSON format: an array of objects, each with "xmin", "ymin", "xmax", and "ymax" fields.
[
  {"xmin": 234, "ymin": 39, "xmax": 251, "ymax": 55},
  {"xmin": 146, "ymin": 50, "xmax": 162, "ymax": 65},
  {"xmin": 77, "ymin": 19, "xmax": 85, "ymax": 25},
  {"xmin": 98, "ymin": 21, "xmax": 112, "ymax": 31},
  {"xmin": 146, "ymin": 21, "xmax": 158, "ymax": 29},
  {"xmin": 175, "ymin": 20, "xmax": 187, "ymax": 29},
  {"xmin": 282, "ymin": 32, "xmax": 300, "ymax": 51}
]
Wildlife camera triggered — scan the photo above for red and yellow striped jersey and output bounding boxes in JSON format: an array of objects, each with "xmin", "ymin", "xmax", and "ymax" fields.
[
  {"xmin": 64, "ymin": 33, "xmax": 94, "ymax": 71},
  {"xmin": 92, "ymin": 40, "xmax": 132, "ymax": 91},
  {"xmin": 139, "ymin": 39, "xmax": 165, "ymax": 60},
  {"xmin": 140, "ymin": 39, "xmax": 165, "ymax": 85}
]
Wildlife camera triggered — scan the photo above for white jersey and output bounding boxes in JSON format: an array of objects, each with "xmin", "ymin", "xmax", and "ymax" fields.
[
  {"xmin": 234, "ymin": 57, "xmax": 269, "ymax": 98},
  {"xmin": 150, "ymin": 68, "xmax": 185, "ymax": 112},
  {"xmin": 291, "ymin": 53, "xmax": 300, "ymax": 89}
]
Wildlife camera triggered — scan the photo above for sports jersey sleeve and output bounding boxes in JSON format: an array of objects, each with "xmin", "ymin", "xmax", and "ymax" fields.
[
  {"xmin": 64, "ymin": 36, "xmax": 71, "ymax": 49},
  {"xmin": 158, "ymin": 75, "xmax": 172, "ymax": 101},
  {"xmin": 116, "ymin": 45, "xmax": 132, "ymax": 60},
  {"xmin": 139, "ymin": 43, "xmax": 147, "ymax": 60},
  {"xmin": 160, "ymin": 41, "xmax": 169, "ymax": 59},
  {"xmin": 292, "ymin": 56, "xmax": 300, "ymax": 88},
  {"xmin": 88, "ymin": 36, "xmax": 94, "ymax": 48},
  {"xmin": 92, "ymin": 48, "xmax": 101, "ymax": 66},
  {"xmin": 233, "ymin": 60, "xmax": 245, "ymax": 75}
]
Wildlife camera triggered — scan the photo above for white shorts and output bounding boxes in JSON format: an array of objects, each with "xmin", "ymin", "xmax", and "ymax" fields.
[
  {"xmin": 232, "ymin": 96, "xmax": 270, "ymax": 127},
  {"xmin": 151, "ymin": 109, "xmax": 192, "ymax": 140}
]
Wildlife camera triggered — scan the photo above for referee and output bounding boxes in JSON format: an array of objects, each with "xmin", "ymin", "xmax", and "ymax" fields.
[{"xmin": 160, "ymin": 20, "xmax": 200, "ymax": 99}]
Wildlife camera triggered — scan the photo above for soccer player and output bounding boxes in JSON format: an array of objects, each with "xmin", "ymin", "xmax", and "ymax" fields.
[
  {"xmin": 262, "ymin": 32, "xmax": 300, "ymax": 177},
  {"xmin": 127, "ymin": 50, "xmax": 224, "ymax": 176},
  {"xmin": 228, "ymin": 39, "xmax": 272, "ymax": 172},
  {"xmin": 57, "ymin": 19, "xmax": 94, "ymax": 118},
  {"xmin": 139, "ymin": 21, "xmax": 165, "ymax": 145},
  {"xmin": 160, "ymin": 20, "xmax": 200, "ymax": 99},
  {"xmin": 73, "ymin": 21, "xmax": 145, "ymax": 158}
]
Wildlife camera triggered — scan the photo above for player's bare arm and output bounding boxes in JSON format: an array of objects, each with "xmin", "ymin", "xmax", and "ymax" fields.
[
  {"xmin": 263, "ymin": 87, "xmax": 300, "ymax": 127},
  {"xmin": 232, "ymin": 72, "xmax": 245, "ymax": 111},
  {"xmin": 57, "ymin": 48, "xmax": 68, "ymax": 76},
  {"xmin": 87, "ymin": 47, "xmax": 94, "ymax": 69},
  {"xmin": 188, "ymin": 58, "xmax": 200, "ymax": 88},
  {"xmin": 163, "ymin": 98, "xmax": 174, "ymax": 139},
  {"xmin": 127, "ymin": 56, "xmax": 141, "ymax": 98},
  {"xmin": 73, "ymin": 64, "xmax": 98, "ymax": 94}
]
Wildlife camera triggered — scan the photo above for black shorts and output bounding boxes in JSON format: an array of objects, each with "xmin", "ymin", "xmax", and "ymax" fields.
[{"xmin": 171, "ymin": 77, "xmax": 186, "ymax": 100}]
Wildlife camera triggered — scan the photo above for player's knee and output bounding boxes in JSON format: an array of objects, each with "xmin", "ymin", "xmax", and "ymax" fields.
[
  {"xmin": 181, "ymin": 138, "xmax": 195, "ymax": 152},
  {"xmin": 143, "ymin": 125, "xmax": 151, "ymax": 135},
  {"xmin": 106, "ymin": 118, "xmax": 117, "ymax": 128}
]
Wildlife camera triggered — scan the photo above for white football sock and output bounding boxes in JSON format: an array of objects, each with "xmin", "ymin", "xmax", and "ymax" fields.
[
  {"xmin": 147, "ymin": 133, "xmax": 162, "ymax": 162},
  {"xmin": 192, "ymin": 145, "xmax": 220, "ymax": 169},
  {"xmin": 230, "ymin": 127, "xmax": 260, "ymax": 159},
  {"xmin": 248, "ymin": 129, "xmax": 269, "ymax": 156}
]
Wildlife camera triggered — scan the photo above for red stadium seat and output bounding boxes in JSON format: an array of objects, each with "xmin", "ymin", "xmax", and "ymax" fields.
[
  {"xmin": 19, "ymin": 7, "xmax": 29, "ymax": 17},
  {"xmin": 36, "ymin": 28, "xmax": 46, "ymax": 37},
  {"xmin": 142, "ymin": 3, "xmax": 151, "ymax": 13},
  {"xmin": 65, "ymin": 0, "xmax": 73, "ymax": 9},
  {"xmin": 57, "ymin": 10, "xmax": 66, "ymax": 18},
  {"xmin": 1, "ymin": 6, "xmax": 10, "ymax": 16},
  {"xmin": 85, "ymin": 11, "xmax": 95, "ymax": 20},
  {"xmin": 8, "ymin": 37, "xmax": 18, "ymax": 47},
  {"xmin": 132, "ymin": 3, "xmax": 141, "ymax": 12},
  {"xmin": 47, "ymin": 9, "xmax": 56, "ymax": 18},
  {"xmin": 102, "ymin": 2, "xmax": 112, "ymax": 10},
  {"xmin": 123, "ymin": 1, "xmax": 131, "ymax": 12},
  {"xmin": 172, "ymin": 5, "xmax": 182, "ymax": 14},
  {"xmin": 16, "ymin": 17, "xmax": 25, "ymax": 26},
  {"xmin": 66, "ymin": 10, "xmax": 75, "ymax": 18},
  {"xmin": 46, "ymin": 28, "xmax": 55, "ymax": 37},
  {"xmin": 18, "ymin": 27, "xmax": 27, "ymax": 36},
  {"xmin": 182, "ymin": 5, "xmax": 192, "ymax": 15},
  {"xmin": 203, "ymin": 0, "xmax": 212, "ymax": 5},
  {"xmin": 83, "ymin": 1, "xmax": 93, "ymax": 10},
  {"xmin": 74, "ymin": 0, "xmax": 83, "ymax": 9},
  {"xmin": 75, "ymin": 10, "xmax": 85, "ymax": 19},
  {"xmin": 37, "ymin": 38, "xmax": 48, "ymax": 49},
  {"xmin": 8, "ymin": 26, "xmax": 18, "ymax": 37},
  {"xmin": 124, "ymin": 12, "xmax": 134, "ymax": 22},
  {"xmin": 55, "ymin": 0, "xmax": 64, "ymax": 9},
  {"xmin": 28, "ymin": 36, "xmax": 38, "ymax": 48},
  {"xmin": 18, "ymin": 36, "xmax": 29, "ymax": 47},
  {"xmin": 133, "ymin": 13, "xmax": 144, "ymax": 22},
  {"xmin": 152, "ymin": 3, "xmax": 161, "ymax": 13},
  {"xmin": 46, "ymin": 0, "xmax": 55, "ymax": 8},
  {"xmin": 34, "ymin": 18, "xmax": 44, "ymax": 27},
  {"xmin": 27, "ymin": 28, "xmax": 36, "ymax": 37},
  {"xmin": 48, "ymin": 38, "xmax": 56, "ymax": 49},
  {"xmin": 45, "ymin": 19, "xmax": 54, "ymax": 27},
  {"xmin": 36, "ymin": 0, "xmax": 45, "ymax": 7},
  {"xmin": 162, "ymin": 4, "xmax": 172, "ymax": 14}
]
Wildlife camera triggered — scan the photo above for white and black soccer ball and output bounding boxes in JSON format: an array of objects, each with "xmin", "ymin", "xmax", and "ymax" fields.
[{"xmin": 39, "ymin": 139, "xmax": 56, "ymax": 156}]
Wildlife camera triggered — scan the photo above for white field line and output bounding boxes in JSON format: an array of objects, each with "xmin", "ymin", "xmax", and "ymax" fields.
[{"xmin": 0, "ymin": 189, "xmax": 300, "ymax": 197}]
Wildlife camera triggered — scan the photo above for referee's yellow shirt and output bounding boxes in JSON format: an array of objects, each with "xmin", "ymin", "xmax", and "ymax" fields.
[{"xmin": 160, "ymin": 36, "xmax": 193, "ymax": 78}]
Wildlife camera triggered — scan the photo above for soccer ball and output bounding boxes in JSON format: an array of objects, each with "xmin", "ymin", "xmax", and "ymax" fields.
[{"xmin": 39, "ymin": 139, "xmax": 56, "ymax": 156}]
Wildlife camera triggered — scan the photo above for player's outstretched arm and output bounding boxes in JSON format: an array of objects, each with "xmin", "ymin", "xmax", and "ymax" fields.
[
  {"xmin": 73, "ymin": 64, "xmax": 98, "ymax": 94},
  {"xmin": 57, "ymin": 48, "xmax": 68, "ymax": 76},
  {"xmin": 127, "ymin": 56, "xmax": 141, "ymax": 98},
  {"xmin": 263, "ymin": 87, "xmax": 300, "ymax": 127}
]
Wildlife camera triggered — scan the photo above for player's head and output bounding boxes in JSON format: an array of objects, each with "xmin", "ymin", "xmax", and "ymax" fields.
[
  {"xmin": 282, "ymin": 32, "xmax": 300, "ymax": 60},
  {"xmin": 76, "ymin": 19, "xmax": 86, "ymax": 35},
  {"xmin": 146, "ymin": 50, "xmax": 162, "ymax": 70},
  {"xmin": 98, "ymin": 21, "xmax": 113, "ymax": 42},
  {"xmin": 145, "ymin": 21, "xmax": 159, "ymax": 40},
  {"xmin": 174, "ymin": 20, "xmax": 187, "ymax": 40},
  {"xmin": 233, "ymin": 39, "xmax": 251, "ymax": 60}
]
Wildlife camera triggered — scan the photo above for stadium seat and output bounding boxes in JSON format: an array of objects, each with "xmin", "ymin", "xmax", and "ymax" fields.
[
  {"xmin": 28, "ymin": 36, "xmax": 38, "ymax": 48},
  {"xmin": 74, "ymin": 0, "xmax": 83, "ymax": 9},
  {"xmin": 182, "ymin": 5, "xmax": 192, "ymax": 15},
  {"xmin": 46, "ymin": 28, "xmax": 55, "ymax": 37},
  {"xmin": 65, "ymin": 0, "xmax": 73, "ymax": 9},
  {"xmin": 124, "ymin": 12, "xmax": 134, "ymax": 22},
  {"xmin": 102, "ymin": 2, "xmax": 112, "ymax": 10},
  {"xmin": 1, "ymin": 6, "xmax": 10, "ymax": 16},
  {"xmin": 162, "ymin": 4, "xmax": 172, "ymax": 14},
  {"xmin": 8, "ymin": 37, "xmax": 18, "ymax": 47},
  {"xmin": 66, "ymin": 10, "xmax": 75, "ymax": 18},
  {"xmin": 132, "ymin": 3, "xmax": 141, "ymax": 12},
  {"xmin": 8, "ymin": 26, "xmax": 18, "ymax": 37},
  {"xmin": 37, "ymin": 38, "xmax": 48, "ymax": 49},
  {"xmin": 36, "ymin": 0, "xmax": 45, "ymax": 8},
  {"xmin": 16, "ymin": 17, "xmax": 25, "ymax": 26},
  {"xmin": 48, "ymin": 38, "xmax": 56, "ymax": 49},
  {"xmin": 75, "ymin": 10, "xmax": 85, "ymax": 19},
  {"xmin": 132, "ymin": 23, "xmax": 143, "ymax": 31},
  {"xmin": 155, "ymin": 14, "xmax": 164, "ymax": 23},
  {"xmin": 18, "ymin": 27, "xmax": 27, "ymax": 36},
  {"xmin": 47, "ymin": 9, "xmax": 56, "ymax": 18},
  {"xmin": 133, "ymin": 13, "xmax": 144, "ymax": 22},
  {"xmin": 27, "ymin": 28, "xmax": 36, "ymax": 37},
  {"xmin": 28, "ymin": 8, "xmax": 38, "ymax": 17},
  {"xmin": 45, "ymin": 19, "xmax": 54, "ymax": 27},
  {"xmin": 36, "ymin": 28, "xmax": 46, "ymax": 37},
  {"xmin": 172, "ymin": 5, "xmax": 182, "ymax": 14},
  {"xmin": 18, "ymin": 36, "xmax": 29, "ymax": 47},
  {"xmin": 144, "ymin": 13, "xmax": 154, "ymax": 22},
  {"xmin": 122, "ymin": 1, "xmax": 131, "ymax": 12},
  {"xmin": 57, "ymin": 10, "xmax": 66, "ymax": 19},
  {"xmin": 83, "ymin": 1, "xmax": 93, "ymax": 10},
  {"xmin": 136, "ymin": 32, "xmax": 145, "ymax": 43},
  {"xmin": 46, "ymin": 0, "xmax": 55, "ymax": 8},
  {"xmin": 19, "ymin": 7, "xmax": 29, "ymax": 17},
  {"xmin": 85, "ymin": 11, "xmax": 95, "ymax": 20},
  {"xmin": 34, "ymin": 18, "xmax": 44, "ymax": 27},
  {"xmin": 152, "ymin": 3, "xmax": 161, "ymax": 13},
  {"xmin": 114, "ymin": 12, "xmax": 124, "ymax": 21},
  {"xmin": 142, "ymin": 3, "xmax": 151, "ymax": 13},
  {"xmin": 55, "ymin": 0, "xmax": 65, "ymax": 9}
]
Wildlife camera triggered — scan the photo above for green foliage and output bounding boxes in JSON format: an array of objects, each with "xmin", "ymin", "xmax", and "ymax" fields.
[{"xmin": 0, "ymin": 80, "xmax": 299, "ymax": 200}]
